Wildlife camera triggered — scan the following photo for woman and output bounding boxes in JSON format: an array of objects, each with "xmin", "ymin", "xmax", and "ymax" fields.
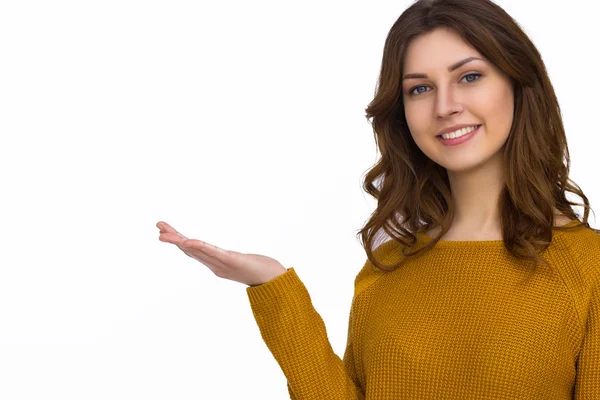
[{"xmin": 157, "ymin": 0, "xmax": 599, "ymax": 398}]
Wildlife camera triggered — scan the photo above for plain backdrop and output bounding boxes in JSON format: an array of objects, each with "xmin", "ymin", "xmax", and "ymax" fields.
[{"xmin": 0, "ymin": 1, "xmax": 598, "ymax": 399}]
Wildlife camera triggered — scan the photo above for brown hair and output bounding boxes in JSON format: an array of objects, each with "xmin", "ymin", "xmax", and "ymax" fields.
[{"xmin": 355, "ymin": 0, "xmax": 599, "ymax": 274}]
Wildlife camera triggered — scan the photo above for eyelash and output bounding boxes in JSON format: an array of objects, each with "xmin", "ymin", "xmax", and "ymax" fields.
[{"xmin": 408, "ymin": 73, "xmax": 483, "ymax": 96}]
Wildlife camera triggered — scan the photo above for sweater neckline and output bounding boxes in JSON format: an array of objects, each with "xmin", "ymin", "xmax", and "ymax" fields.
[{"xmin": 417, "ymin": 219, "xmax": 581, "ymax": 247}]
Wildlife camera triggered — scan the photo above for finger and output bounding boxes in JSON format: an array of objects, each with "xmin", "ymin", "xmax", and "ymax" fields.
[
  {"xmin": 156, "ymin": 222, "xmax": 184, "ymax": 237},
  {"xmin": 157, "ymin": 221, "xmax": 176, "ymax": 233},
  {"xmin": 156, "ymin": 221, "xmax": 188, "ymax": 241},
  {"xmin": 159, "ymin": 232, "xmax": 190, "ymax": 245},
  {"xmin": 182, "ymin": 239, "xmax": 225, "ymax": 254}
]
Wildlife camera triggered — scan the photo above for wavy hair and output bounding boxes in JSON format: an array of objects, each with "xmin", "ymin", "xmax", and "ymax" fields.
[{"xmin": 355, "ymin": 0, "xmax": 599, "ymax": 275}]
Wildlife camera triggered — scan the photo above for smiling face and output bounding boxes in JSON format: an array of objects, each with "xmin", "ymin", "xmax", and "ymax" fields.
[{"xmin": 401, "ymin": 27, "xmax": 515, "ymax": 173}]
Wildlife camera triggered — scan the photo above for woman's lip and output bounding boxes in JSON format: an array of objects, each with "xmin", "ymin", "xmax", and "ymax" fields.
[{"xmin": 437, "ymin": 125, "xmax": 481, "ymax": 146}]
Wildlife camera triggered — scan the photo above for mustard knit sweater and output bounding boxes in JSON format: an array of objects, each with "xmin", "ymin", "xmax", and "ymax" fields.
[{"xmin": 246, "ymin": 219, "xmax": 599, "ymax": 399}]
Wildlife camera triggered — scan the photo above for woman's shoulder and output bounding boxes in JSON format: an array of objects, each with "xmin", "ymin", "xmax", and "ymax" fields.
[
  {"xmin": 554, "ymin": 217, "xmax": 600, "ymax": 243},
  {"xmin": 352, "ymin": 239, "xmax": 403, "ymax": 298},
  {"xmin": 554, "ymin": 218, "xmax": 600, "ymax": 283}
]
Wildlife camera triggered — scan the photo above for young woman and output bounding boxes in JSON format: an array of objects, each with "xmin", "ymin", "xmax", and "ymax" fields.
[{"xmin": 157, "ymin": 0, "xmax": 599, "ymax": 398}]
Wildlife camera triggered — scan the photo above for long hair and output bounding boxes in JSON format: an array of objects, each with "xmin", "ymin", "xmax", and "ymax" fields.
[{"xmin": 356, "ymin": 0, "xmax": 599, "ymax": 274}]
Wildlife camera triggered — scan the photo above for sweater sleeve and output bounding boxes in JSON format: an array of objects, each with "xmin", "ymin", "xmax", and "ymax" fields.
[
  {"xmin": 246, "ymin": 267, "xmax": 365, "ymax": 400},
  {"xmin": 570, "ymin": 228, "xmax": 600, "ymax": 399},
  {"xmin": 573, "ymin": 278, "xmax": 600, "ymax": 398}
]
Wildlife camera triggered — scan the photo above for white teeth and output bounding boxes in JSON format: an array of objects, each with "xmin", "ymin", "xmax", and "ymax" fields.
[{"xmin": 440, "ymin": 125, "xmax": 479, "ymax": 140}]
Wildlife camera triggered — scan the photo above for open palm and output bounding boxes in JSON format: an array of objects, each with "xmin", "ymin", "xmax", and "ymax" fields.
[{"xmin": 156, "ymin": 221, "xmax": 288, "ymax": 287}]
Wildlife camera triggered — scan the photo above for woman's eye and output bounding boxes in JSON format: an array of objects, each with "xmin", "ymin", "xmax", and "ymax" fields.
[
  {"xmin": 408, "ymin": 73, "xmax": 482, "ymax": 96},
  {"xmin": 409, "ymin": 85, "xmax": 429, "ymax": 96}
]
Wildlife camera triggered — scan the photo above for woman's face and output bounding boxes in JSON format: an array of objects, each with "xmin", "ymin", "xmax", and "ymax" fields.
[{"xmin": 401, "ymin": 27, "xmax": 514, "ymax": 173}]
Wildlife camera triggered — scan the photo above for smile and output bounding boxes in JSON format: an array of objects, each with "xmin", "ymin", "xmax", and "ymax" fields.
[{"xmin": 437, "ymin": 125, "xmax": 481, "ymax": 146}]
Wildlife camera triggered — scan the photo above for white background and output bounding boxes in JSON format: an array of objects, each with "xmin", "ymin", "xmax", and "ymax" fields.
[{"xmin": 1, "ymin": 1, "xmax": 598, "ymax": 399}]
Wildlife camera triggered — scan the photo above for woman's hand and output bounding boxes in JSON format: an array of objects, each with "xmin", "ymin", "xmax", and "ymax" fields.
[{"xmin": 156, "ymin": 221, "xmax": 288, "ymax": 287}]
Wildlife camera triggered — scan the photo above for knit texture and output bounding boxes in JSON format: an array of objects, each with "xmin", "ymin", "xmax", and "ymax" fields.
[{"xmin": 246, "ymin": 219, "xmax": 599, "ymax": 399}]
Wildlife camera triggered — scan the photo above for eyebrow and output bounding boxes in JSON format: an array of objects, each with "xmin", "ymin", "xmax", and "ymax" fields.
[{"xmin": 402, "ymin": 56, "xmax": 484, "ymax": 81}]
